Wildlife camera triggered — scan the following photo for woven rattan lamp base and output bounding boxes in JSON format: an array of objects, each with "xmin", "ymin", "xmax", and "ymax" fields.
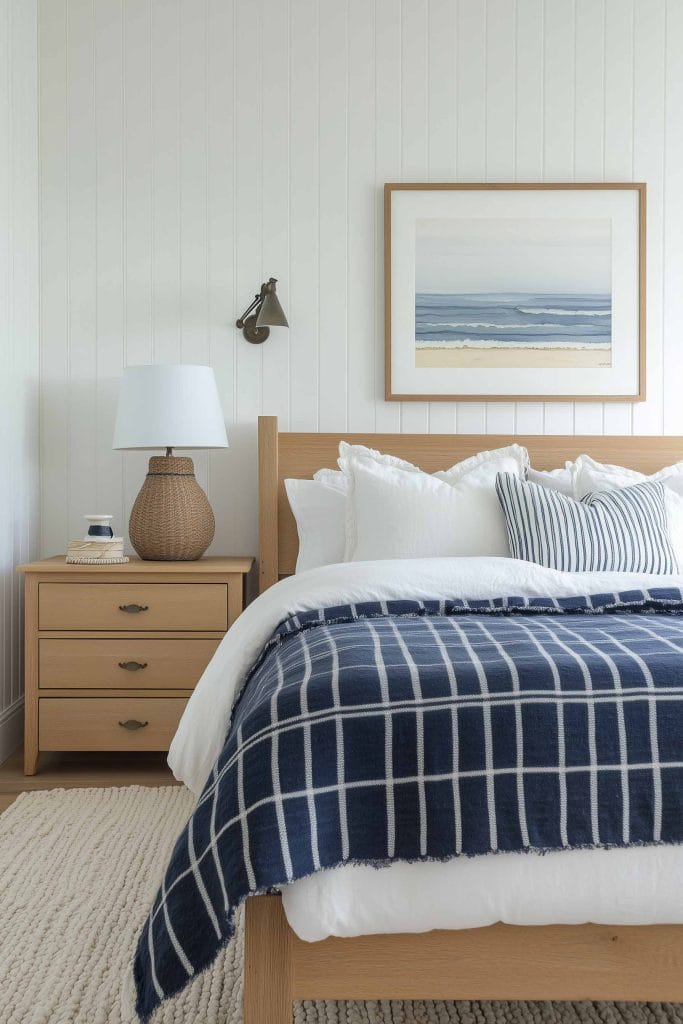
[{"xmin": 128, "ymin": 455, "xmax": 215, "ymax": 561}]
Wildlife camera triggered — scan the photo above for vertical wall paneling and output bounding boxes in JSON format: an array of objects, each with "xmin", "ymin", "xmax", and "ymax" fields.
[
  {"xmin": 572, "ymin": 0, "xmax": 605, "ymax": 435},
  {"xmin": 1, "ymin": 0, "xmax": 39, "ymax": 760},
  {"xmin": 513, "ymin": 0, "xmax": 545, "ymax": 436},
  {"xmin": 232, "ymin": 0, "xmax": 262, "ymax": 541},
  {"xmin": 631, "ymin": 0, "xmax": 666, "ymax": 436},
  {"xmin": 399, "ymin": 0, "xmax": 429, "ymax": 434},
  {"xmin": 662, "ymin": 0, "xmax": 683, "ymax": 435},
  {"xmin": 1, "ymin": 3, "xmax": 8, "ymax": 726},
  {"xmin": 288, "ymin": 0, "xmax": 319, "ymax": 432},
  {"xmin": 317, "ymin": 0, "xmax": 348, "ymax": 430},
  {"xmin": 66, "ymin": 0, "xmax": 97, "ymax": 539},
  {"xmin": 484, "ymin": 0, "xmax": 516, "ymax": 435},
  {"xmin": 207, "ymin": 0, "xmax": 237, "ymax": 554},
  {"xmin": 601, "ymin": 0, "xmax": 635, "ymax": 436},
  {"xmin": 426, "ymin": 0, "xmax": 456, "ymax": 435},
  {"xmin": 151, "ymin": 0, "xmax": 181, "ymax": 366},
  {"xmin": 121, "ymin": 0, "xmax": 153, "ymax": 544},
  {"xmin": 37, "ymin": 0, "xmax": 683, "ymax": 556},
  {"xmin": 260, "ymin": 0, "xmax": 291, "ymax": 428},
  {"xmin": 574, "ymin": 0, "xmax": 604, "ymax": 184},
  {"xmin": 39, "ymin": 0, "xmax": 69, "ymax": 555},
  {"xmin": 179, "ymin": 0, "xmax": 209, "ymax": 497},
  {"xmin": 347, "ymin": 0, "xmax": 376, "ymax": 433},
  {"xmin": 542, "ymin": 0, "xmax": 575, "ymax": 436},
  {"xmin": 454, "ymin": 0, "xmax": 487, "ymax": 434},
  {"xmin": 94, "ymin": 0, "xmax": 125, "ymax": 538},
  {"xmin": 514, "ymin": 0, "xmax": 544, "ymax": 183},
  {"xmin": 373, "ymin": 0, "xmax": 401, "ymax": 434}
]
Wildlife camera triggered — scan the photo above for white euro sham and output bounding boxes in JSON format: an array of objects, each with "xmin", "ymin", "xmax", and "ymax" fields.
[
  {"xmin": 527, "ymin": 464, "xmax": 575, "ymax": 495},
  {"xmin": 572, "ymin": 452, "xmax": 683, "ymax": 498},
  {"xmin": 571, "ymin": 453, "xmax": 683, "ymax": 571},
  {"xmin": 339, "ymin": 442, "xmax": 528, "ymax": 562}
]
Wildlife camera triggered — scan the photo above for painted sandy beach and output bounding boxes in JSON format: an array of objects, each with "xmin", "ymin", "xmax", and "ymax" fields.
[{"xmin": 416, "ymin": 346, "xmax": 611, "ymax": 369}]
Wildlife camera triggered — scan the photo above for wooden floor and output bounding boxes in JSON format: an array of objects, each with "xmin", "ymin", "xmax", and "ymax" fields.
[{"xmin": 0, "ymin": 746, "xmax": 178, "ymax": 814}]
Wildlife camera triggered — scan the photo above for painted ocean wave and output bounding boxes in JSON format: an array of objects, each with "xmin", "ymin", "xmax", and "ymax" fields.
[
  {"xmin": 517, "ymin": 306, "xmax": 611, "ymax": 316},
  {"xmin": 415, "ymin": 291, "xmax": 612, "ymax": 347},
  {"xmin": 416, "ymin": 339, "xmax": 612, "ymax": 350}
]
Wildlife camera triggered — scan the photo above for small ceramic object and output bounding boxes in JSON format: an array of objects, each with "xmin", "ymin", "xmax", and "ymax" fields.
[{"xmin": 84, "ymin": 514, "xmax": 114, "ymax": 540}]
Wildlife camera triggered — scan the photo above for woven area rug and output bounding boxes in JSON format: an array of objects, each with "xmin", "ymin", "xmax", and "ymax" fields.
[{"xmin": 0, "ymin": 785, "xmax": 680, "ymax": 1024}]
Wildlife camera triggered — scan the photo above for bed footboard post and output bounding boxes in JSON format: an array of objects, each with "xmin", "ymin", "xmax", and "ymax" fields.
[{"xmin": 244, "ymin": 895, "xmax": 293, "ymax": 1024}]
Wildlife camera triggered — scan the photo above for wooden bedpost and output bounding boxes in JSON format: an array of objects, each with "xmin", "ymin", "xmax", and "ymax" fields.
[
  {"xmin": 258, "ymin": 416, "xmax": 279, "ymax": 594},
  {"xmin": 244, "ymin": 895, "xmax": 293, "ymax": 1024}
]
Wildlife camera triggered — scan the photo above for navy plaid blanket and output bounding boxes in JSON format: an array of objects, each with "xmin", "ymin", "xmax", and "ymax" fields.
[{"xmin": 134, "ymin": 589, "xmax": 683, "ymax": 1019}]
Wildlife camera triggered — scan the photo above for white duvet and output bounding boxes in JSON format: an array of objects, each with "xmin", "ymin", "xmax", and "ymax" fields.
[{"xmin": 169, "ymin": 557, "xmax": 683, "ymax": 939}]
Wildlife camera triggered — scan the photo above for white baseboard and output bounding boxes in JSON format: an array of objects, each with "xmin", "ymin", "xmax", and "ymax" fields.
[{"xmin": 0, "ymin": 697, "xmax": 24, "ymax": 765}]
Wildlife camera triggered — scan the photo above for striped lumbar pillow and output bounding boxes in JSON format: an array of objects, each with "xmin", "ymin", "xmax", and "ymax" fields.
[{"xmin": 496, "ymin": 473, "xmax": 677, "ymax": 574}]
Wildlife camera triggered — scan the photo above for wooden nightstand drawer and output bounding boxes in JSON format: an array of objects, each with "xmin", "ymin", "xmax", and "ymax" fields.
[
  {"xmin": 38, "ymin": 583, "xmax": 228, "ymax": 631},
  {"xmin": 18, "ymin": 555, "xmax": 253, "ymax": 773},
  {"xmin": 39, "ymin": 698, "xmax": 187, "ymax": 750},
  {"xmin": 39, "ymin": 638, "xmax": 220, "ymax": 689}
]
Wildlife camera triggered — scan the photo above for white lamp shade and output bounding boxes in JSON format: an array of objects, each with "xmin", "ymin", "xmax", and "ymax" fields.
[{"xmin": 112, "ymin": 364, "xmax": 229, "ymax": 450}]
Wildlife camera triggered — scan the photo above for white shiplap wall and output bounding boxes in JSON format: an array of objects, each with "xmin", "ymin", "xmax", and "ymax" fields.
[
  {"xmin": 38, "ymin": 0, "xmax": 683, "ymax": 558},
  {"xmin": 0, "ymin": 0, "xmax": 39, "ymax": 760}
]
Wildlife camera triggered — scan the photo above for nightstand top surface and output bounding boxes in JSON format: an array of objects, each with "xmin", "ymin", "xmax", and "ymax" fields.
[{"xmin": 17, "ymin": 555, "xmax": 254, "ymax": 574}]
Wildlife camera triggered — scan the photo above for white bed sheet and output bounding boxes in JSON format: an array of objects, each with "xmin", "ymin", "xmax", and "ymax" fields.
[
  {"xmin": 168, "ymin": 556, "xmax": 683, "ymax": 938},
  {"xmin": 281, "ymin": 846, "xmax": 682, "ymax": 941}
]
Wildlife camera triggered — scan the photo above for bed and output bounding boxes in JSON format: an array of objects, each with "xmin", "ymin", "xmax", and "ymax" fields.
[
  {"xmin": 246, "ymin": 418, "xmax": 683, "ymax": 1022},
  {"xmin": 133, "ymin": 417, "xmax": 683, "ymax": 1022}
]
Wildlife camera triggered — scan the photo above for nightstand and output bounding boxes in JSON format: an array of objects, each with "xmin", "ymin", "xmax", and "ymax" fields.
[{"xmin": 16, "ymin": 556, "xmax": 254, "ymax": 775}]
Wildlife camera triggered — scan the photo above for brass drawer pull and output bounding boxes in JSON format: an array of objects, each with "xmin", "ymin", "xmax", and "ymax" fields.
[
  {"xmin": 118, "ymin": 661, "xmax": 148, "ymax": 672},
  {"xmin": 118, "ymin": 719, "xmax": 149, "ymax": 731},
  {"xmin": 118, "ymin": 604, "xmax": 149, "ymax": 614}
]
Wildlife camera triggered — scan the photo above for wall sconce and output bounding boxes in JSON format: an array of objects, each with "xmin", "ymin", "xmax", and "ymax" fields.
[{"xmin": 236, "ymin": 277, "xmax": 289, "ymax": 344}]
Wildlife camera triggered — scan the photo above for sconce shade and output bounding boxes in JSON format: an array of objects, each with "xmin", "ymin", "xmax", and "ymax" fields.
[
  {"xmin": 112, "ymin": 364, "xmax": 228, "ymax": 450},
  {"xmin": 237, "ymin": 277, "xmax": 288, "ymax": 342},
  {"xmin": 256, "ymin": 286, "xmax": 289, "ymax": 328}
]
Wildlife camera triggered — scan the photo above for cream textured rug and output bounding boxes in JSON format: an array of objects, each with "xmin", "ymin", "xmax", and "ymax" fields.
[{"xmin": 0, "ymin": 785, "xmax": 680, "ymax": 1024}]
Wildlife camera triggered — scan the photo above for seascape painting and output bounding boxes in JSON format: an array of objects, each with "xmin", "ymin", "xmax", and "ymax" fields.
[{"xmin": 414, "ymin": 217, "xmax": 612, "ymax": 370}]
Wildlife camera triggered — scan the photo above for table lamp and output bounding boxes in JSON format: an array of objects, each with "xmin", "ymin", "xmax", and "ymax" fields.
[{"xmin": 112, "ymin": 364, "xmax": 228, "ymax": 560}]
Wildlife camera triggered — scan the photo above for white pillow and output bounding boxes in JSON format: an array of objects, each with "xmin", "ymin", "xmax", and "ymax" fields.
[
  {"xmin": 338, "ymin": 440, "xmax": 529, "ymax": 482},
  {"xmin": 338, "ymin": 441, "xmax": 422, "ymax": 474},
  {"xmin": 316, "ymin": 442, "xmax": 529, "ymax": 494},
  {"xmin": 340, "ymin": 447, "xmax": 527, "ymax": 562},
  {"xmin": 290, "ymin": 442, "xmax": 529, "ymax": 569},
  {"xmin": 570, "ymin": 454, "xmax": 683, "ymax": 571},
  {"xmin": 284, "ymin": 479, "xmax": 346, "ymax": 573},
  {"xmin": 313, "ymin": 467, "xmax": 347, "ymax": 491},
  {"xmin": 571, "ymin": 453, "xmax": 683, "ymax": 498},
  {"xmin": 527, "ymin": 465, "xmax": 575, "ymax": 496}
]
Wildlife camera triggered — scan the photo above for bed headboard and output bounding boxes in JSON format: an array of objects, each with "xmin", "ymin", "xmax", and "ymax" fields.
[{"xmin": 258, "ymin": 415, "xmax": 683, "ymax": 594}]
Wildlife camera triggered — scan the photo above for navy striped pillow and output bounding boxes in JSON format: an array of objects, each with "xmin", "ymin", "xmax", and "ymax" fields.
[{"xmin": 496, "ymin": 473, "xmax": 676, "ymax": 574}]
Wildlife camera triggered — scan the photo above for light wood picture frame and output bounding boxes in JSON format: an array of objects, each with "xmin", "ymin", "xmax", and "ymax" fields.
[{"xmin": 384, "ymin": 183, "xmax": 646, "ymax": 403}]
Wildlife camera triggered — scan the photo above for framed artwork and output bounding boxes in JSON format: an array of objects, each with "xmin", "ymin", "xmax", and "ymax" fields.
[{"xmin": 384, "ymin": 183, "xmax": 646, "ymax": 402}]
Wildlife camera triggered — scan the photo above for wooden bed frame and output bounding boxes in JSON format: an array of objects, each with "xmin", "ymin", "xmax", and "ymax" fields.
[{"xmin": 245, "ymin": 416, "xmax": 683, "ymax": 1023}]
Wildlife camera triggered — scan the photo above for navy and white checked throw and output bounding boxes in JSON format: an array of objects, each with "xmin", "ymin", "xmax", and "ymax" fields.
[{"xmin": 134, "ymin": 589, "xmax": 683, "ymax": 1020}]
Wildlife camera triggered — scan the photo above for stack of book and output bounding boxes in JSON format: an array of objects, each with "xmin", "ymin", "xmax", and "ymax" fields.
[{"xmin": 65, "ymin": 538, "xmax": 129, "ymax": 564}]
